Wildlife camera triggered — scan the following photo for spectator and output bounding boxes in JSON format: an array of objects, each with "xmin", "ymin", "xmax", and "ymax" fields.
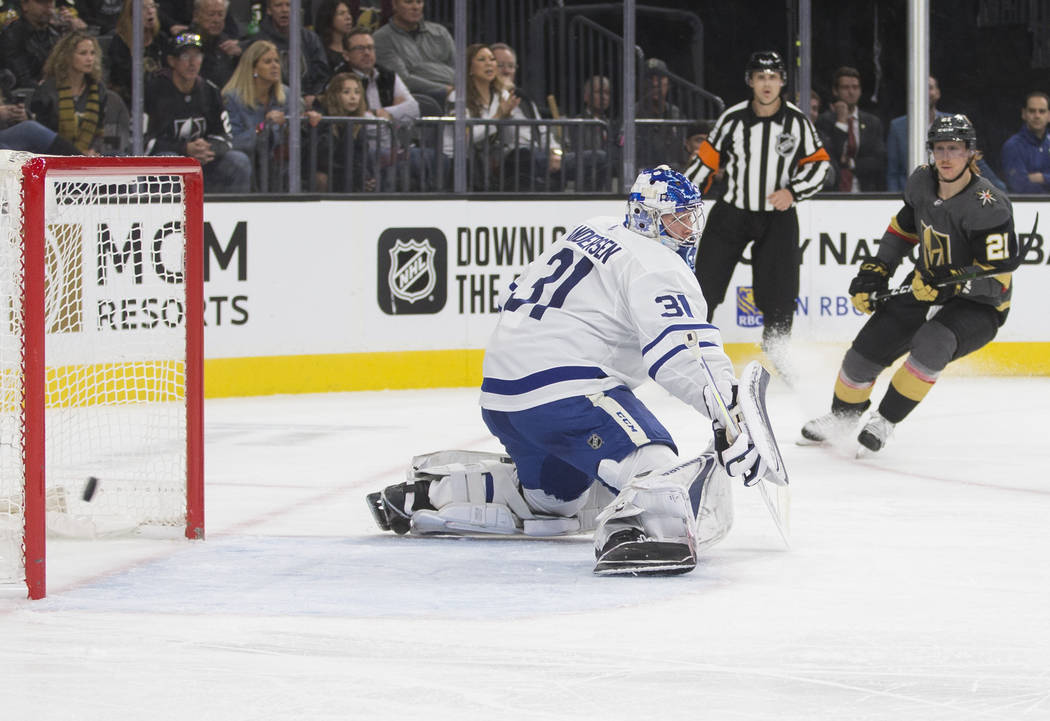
[
  {"xmin": 635, "ymin": 58, "xmax": 684, "ymax": 170},
  {"xmin": 807, "ymin": 89, "xmax": 836, "ymax": 191},
  {"xmin": 443, "ymin": 43, "xmax": 521, "ymax": 191},
  {"xmin": 109, "ymin": 0, "xmax": 170, "ymax": 107},
  {"xmin": 490, "ymin": 41, "xmax": 563, "ymax": 188},
  {"xmin": 0, "ymin": 0, "xmax": 62, "ymax": 88},
  {"xmin": 681, "ymin": 120, "xmax": 712, "ymax": 171},
  {"xmin": 145, "ymin": 32, "xmax": 251, "ymax": 193},
  {"xmin": 886, "ymin": 76, "xmax": 942, "ymax": 192},
  {"xmin": 73, "ymin": 0, "xmax": 124, "ymax": 35},
  {"xmin": 223, "ymin": 39, "xmax": 320, "ymax": 190},
  {"xmin": 314, "ymin": 0, "xmax": 353, "ymax": 76},
  {"xmin": 373, "ymin": 0, "xmax": 453, "ymax": 109},
  {"xmin": 29, "ymin": 30, "xmax": 107, "ymax": 155},
  {"xmin": 345, "ymin": 27, "xmax": 416, "ymax": 124},
  {"xmin": 252, "ymin": 0, "xmax": 329, "ymax": 105},
  {"xmin": 816, "ymin": 66, "xmax": 886, "ymax": 191},
  {"xmin": 569, "ymin": 74, "xmax": 619, "ymax": 180},
  {"xmin": 191, "ymin": 0, "xmax": 241, "ymax": 89},
  {"xmin": 345, "ymin": 26, "xmax": 430, "ymax": 189},
  {"xmin": 808, "ymin": 88, "xmax": 821, "ymax": 124},
  {"xmin": 0, "ymin": 83, "xmax": 81, "ymax": 154},
  {"xmin": 886, "ymin": 76, "xmax": 1007, "ymax": 193},
  {"xmin": 52, "ymin": 0, "xmax": 87, "ymax": 32},
  {"xmin": 158, "ymin": 0, "xmax": 237, "ymax": 37},
  {"xmin": 314, "ymin": 72, "xmax": 380, "ymax": 191},
  {"xmin": 1000, "ymin": 90, "xmax": 1050, "ymax": 194}
]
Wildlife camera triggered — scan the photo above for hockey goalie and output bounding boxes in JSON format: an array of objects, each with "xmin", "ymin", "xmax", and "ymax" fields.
[{"xmin": 367, "ymin": 167, "xmax": 787, "ymax": 575}]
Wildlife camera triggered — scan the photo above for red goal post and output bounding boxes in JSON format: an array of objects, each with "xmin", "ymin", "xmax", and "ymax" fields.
[{"xmin": 0, "ymin": 153, "xmax": 204, "ymax": 600}]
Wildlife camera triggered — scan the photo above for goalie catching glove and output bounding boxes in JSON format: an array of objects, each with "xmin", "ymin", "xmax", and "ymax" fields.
[
  {"xmin": 911, "ymin": 266, "xmax": 966, "ymax": 303},
  {"xmin": 702, "ymin": 385, "xmax": 768, "ymax": 487},
  {"xmin": 848, "ymin": 258, "xmax": 891, "ymax": 314}
]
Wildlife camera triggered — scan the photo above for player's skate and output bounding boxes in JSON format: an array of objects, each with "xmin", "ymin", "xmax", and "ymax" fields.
[
  {"xmin": 799, "ymin": 411, "xmax": 860, "ymax": 445},
  {"xmin": 593, "ymin": 482, "xmax": 696, "ymax": 576},
  {"xmin": 366, "ymin": 479, "xmax": 435, "ymax": 535},
  {"xmin": 857, "ymin": 411, "xmax": 895, "ymax": 453}
]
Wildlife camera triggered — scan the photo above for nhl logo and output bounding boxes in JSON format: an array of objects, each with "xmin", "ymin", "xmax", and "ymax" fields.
[
  {"xmin": 388, "ymin": 238, "xmax": 437, "ymax": 304},
  {"xmin": 775, "ymin": 133, "xmax": 798, "ymax": 157},
  {"xmin": 588, "ymin": 433, "xmax": 603, "ymax": 449}
]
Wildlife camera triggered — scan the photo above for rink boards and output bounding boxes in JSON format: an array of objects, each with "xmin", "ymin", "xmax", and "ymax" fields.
[{"xmin": 199, "ymin": 197, "xmax": 1049, "ymax": 396}]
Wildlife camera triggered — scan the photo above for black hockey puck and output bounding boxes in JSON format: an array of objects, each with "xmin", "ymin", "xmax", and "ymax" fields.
[{"xmin": 83, "ymin": 476, "xmax": 99, "ymax": 502}]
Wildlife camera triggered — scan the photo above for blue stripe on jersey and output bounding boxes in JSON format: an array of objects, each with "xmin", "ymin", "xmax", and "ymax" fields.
[
  {"xmin": 647, "ymin": 341, "xmax": 719, "ymax": 380},
  {"xmin": 481, "ymin": 366, "xmax": 609, "ymax": 395},
  {"xmin": 484, "ymin": 473, "xmax": 494, "ymax": 502},
  {"xmin": 641, "ymin": 322, "xmax": 718, "ymax": 356}
]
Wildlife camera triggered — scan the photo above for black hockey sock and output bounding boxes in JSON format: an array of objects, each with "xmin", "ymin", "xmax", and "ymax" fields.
[
  {"xmin": 878, "ymin": 385, "xmax": 920, "ymax": 424},
  {"xmin": 831, "ymin": 395, "xmax": 870, "ymax": 418}
]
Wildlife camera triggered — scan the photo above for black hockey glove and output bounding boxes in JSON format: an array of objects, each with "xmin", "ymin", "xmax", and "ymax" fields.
[
  {"xmin": 911, "ymin": 267, "xmax": 966, "ymax": 303},
  {"xmin": 848, "ymin": 258, "xmax": 891, "ymax": 314}
]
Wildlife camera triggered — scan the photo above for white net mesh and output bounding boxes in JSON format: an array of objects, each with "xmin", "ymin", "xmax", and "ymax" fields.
[{"xmin": 0, "ymin": 154, "xmax": 192, "ymax": 584}]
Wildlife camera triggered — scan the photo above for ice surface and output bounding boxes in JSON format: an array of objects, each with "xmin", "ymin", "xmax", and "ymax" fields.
[{"xmin": 2, "ymin": 355, "xmax": 1049, "ymax": 720}]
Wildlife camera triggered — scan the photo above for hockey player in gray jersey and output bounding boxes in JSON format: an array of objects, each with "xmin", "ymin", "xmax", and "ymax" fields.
[
  {"xmin": 802, "ymin": 114, "xmax": 1020, "ymax": 452},
  {"xmin": 367, "ymin": 167, "xmax": 780, "ymax": 575}
]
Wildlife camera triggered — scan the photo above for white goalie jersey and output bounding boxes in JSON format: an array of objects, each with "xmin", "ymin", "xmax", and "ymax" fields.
[{"xmin": 479, "ymin": 216, "xmax": 735, "ymax": 415}]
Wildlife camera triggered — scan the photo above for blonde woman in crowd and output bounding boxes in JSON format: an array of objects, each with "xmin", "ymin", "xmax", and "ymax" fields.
[{"xmin": 30, "ymin": 30, "xmax": 107, "ymax": 155}]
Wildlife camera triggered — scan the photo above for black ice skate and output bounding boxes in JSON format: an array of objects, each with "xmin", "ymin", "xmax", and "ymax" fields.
[
  {"xmin": 365, "ymin": 480, "xmax": 434, "ymax": 535},
  {"xmin": 593, "ymin": 528, "xmax": 697, "ymax": 576}
]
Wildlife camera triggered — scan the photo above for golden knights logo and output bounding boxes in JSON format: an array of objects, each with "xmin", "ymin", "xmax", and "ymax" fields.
[
  {"xmin": 377, "ymin": 228, "xmax": 447, "ymax": 315},
  {"xmin": 735, "ymin": 286, "xmax": 763, "ymax": 327},
  {"xmin": 920, "ymin": 221, "xmax": 952, "ymax": 268}
]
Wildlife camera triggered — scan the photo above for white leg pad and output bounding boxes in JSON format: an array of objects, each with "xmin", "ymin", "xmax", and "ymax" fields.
[
  {"xmin": 593, "ymin": 483, "xmax": 695, "ymax": 552},
  {"xmin": 410, "ymin": 503, "xmax": 520, "ymax": 535},
  {"xmin": 408, "ymin": 454, "xmax": 602, "ymax": 536},
  {"xmin": 593, "ymin": 447, "xmax": 718, "ymax": 553},
  {"xmin": 693, "ymin": 455, "xmax": 734, "ymax": 550}
]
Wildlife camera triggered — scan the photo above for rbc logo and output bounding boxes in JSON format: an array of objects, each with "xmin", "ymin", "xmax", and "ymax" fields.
[{"xmin": 735, "ymin": 286, "xmax": 764, "ymax": 327}]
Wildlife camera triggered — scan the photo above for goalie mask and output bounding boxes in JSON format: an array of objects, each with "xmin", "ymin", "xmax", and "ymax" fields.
[{"xmin": 625, "ymin": 165, "xmax": 705, "ymax": 269}]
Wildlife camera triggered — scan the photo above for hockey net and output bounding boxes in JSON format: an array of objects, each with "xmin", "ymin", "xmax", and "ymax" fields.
[{"xmin": 0, "ymin": 152, "xmax": 203, "ymax": 599}]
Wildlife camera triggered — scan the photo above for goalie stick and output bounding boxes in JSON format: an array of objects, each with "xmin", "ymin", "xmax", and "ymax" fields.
[
  {"xmin": 685, "ymin": 333, "xmax": 791, "ymax": 548},
  {"xmin": 869, "ymin": 212, "xmax": 1038, "ymax": 304}
]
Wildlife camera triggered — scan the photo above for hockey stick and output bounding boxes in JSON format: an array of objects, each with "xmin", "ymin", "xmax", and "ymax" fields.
[
  {"xmin": 869, "ymin": 212, "xmax": 1038, "ymax": 303},
  {"xmin": 686, "ymin": 334, "xmax": 791, "ymax": 548}
]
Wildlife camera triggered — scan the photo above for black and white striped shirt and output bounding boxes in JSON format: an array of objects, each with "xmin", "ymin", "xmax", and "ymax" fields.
[{"xmin": 685, "ymin": 99, "xmax": 830, "ymax": 211}]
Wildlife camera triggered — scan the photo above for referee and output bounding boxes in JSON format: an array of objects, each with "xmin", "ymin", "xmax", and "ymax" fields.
[{"xmin": 684, "ymin": 50, "xmax": 830, "ymax": 370}]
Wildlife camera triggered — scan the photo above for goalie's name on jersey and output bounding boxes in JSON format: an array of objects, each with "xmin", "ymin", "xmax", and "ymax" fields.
[{"xmin": 564, "ymin": 225, "xmax": 623, "ymax": 265}]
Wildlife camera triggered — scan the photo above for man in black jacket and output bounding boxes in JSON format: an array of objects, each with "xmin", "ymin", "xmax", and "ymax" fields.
[
  {"xmin": 190, "ymin": 0, "xmax": 241, "ymax": 89},
  {"xmin": 816, "ymin": 66, "xmax": 886, "ymax": 192},
  {"xmin": 0, "ymin": 0, "xmax": 61, "ymax": 88},
  {"xmin": 145, "ymin": 32, "xmax": 251, "ymax": 192},
  {"xmin": 253, "ymin": 0, "xmax": 329, "ymax": 105}
]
